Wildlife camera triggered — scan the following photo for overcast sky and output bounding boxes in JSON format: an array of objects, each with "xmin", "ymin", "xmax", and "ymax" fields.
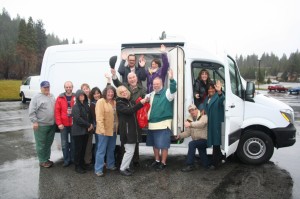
[{"xmin": 1, "ymin": 0, "xmax": 300, "ymax": 58}]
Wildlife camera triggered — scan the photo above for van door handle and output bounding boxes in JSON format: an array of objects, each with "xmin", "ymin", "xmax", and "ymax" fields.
[{"xmin": 229, "ymin": 105, "xmax": 235, "ymax": 108}]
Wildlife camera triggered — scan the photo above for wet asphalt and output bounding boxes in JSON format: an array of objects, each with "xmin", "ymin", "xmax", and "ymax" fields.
[{"xmin": 0, "ymin": 90, "xmax": 299, "ymax": 199}]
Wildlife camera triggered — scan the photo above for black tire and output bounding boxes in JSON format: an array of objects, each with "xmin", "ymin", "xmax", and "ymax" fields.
[
  {"xmin": 237, "ymin": 130, "xmax": 274, "ymax": 165},
  {"xmin": 21, "ymin": 92, "xmax": 27, "ymax": 103}
]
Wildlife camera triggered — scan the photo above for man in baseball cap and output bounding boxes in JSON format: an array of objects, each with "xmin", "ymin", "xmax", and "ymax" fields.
[
  {"xmin": 29, "ymin": 80, "xmax": 56, "ymax": 168},
  {"xmin": 40, "ymin": 81, "xmax": 50, "ymax": 88},
  {"xmin": 177, "ymin": 104, "xmax": 209, "ymax": 172}
]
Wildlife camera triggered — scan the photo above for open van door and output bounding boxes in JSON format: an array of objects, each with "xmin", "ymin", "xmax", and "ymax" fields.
[
  {"xmin": 167, "ymin": 46, "xmax": 185, "ymax": 135},
  {"xmin": 223, "ymin": 56, "xmax": 244, "ymax": 157}
]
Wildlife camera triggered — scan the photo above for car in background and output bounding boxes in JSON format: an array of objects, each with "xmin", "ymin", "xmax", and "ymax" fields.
[
  {"xmin": 268, "ymin": 84, "xmax": 288, "ymax": 92},
  {"xmin": 19, "ymin": 75, "xmax": 40, "ymax": 103},
  {"xmin": 288, "ymin": 87, "xmax": 300, "ymax": 94},
  {"xmin": 271, "ymin": 80, "xmax": 279, "ymax": 84}
]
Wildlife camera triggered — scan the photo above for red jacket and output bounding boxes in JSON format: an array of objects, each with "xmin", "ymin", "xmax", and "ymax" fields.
[{"xmin": 55, "ymin": 93, "xmax": 76, "ymax": 127}]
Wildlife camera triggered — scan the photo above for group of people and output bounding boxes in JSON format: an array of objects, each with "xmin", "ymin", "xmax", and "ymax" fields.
[{"xmin": 28, "ymin": 44, "xmax": 225, "ymax": 177}]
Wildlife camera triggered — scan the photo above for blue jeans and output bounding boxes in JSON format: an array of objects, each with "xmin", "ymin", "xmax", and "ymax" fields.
[
  {"xmin": 60, "ymin": 126, "xmax": 75, "ymax": 164},
  {"xmin": 94, "ymin": 133, "xmax": 116, "ymax": 173},
  {"xmin": 186, "ymin": 139, "xmax": 209, "ymax": 168}
]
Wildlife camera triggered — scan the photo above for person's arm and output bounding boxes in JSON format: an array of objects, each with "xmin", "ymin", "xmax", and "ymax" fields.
[
  {"xmin": 193, "ymin": 80, "xmax": 200, "ymax": 98},
  {"xmin": 178, "ymin": 128, "xmax": 191, "ymax": 139},
  {"xmin": 28, "ymin": 95, "xmax": 39, "ymax": 130},
  {"xmin": 137, "ymin": 67, "xmax": 147, "ymax": 82},
  {"xmin": 159, "ymin": 53, "xmax": 170, "ymax": 81},
  {"xmin": 116, "ymin": 100, "xmax": 145, "ymax": 115},
  {"xmin": 118, "ymin": 59, "xmax": 126, "ymax": 78},
  {"xmin": 190, "ymin": 115, "xmax": 208, "ymax": 129}
]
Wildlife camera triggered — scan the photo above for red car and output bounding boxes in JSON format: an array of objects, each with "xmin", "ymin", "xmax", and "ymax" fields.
[{"xmin": 268, "ymin": 84, "xmax": 288, "ymax": 92}]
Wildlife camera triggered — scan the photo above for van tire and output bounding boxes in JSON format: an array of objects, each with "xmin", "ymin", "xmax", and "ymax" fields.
[
  {"xmin": 21, "ymin": 92, "xmax": 27, "ymax": 103},
  {"xmin": 237, "ymin": 130, "xmax": 274, "ymax": 165}
]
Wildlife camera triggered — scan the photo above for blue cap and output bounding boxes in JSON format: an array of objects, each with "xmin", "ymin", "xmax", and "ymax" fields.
[{"xmin": 40, "ymin": 81, "xmax": 50, "ymax": 88}]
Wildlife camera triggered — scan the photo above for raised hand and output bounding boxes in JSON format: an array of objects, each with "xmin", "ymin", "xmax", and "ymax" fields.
[
  {"xmin": 139, "ymin": 55, "xmax": 146, "ymax": 67},
  {"xmin": 121, "ymin": 52, "xmax": 128, "ymax": 61},
  {"xmin": 168, "ymin": 68, "xmax": 174, "ymax": 80},
  {"xmin": 214, "ymin": 80, "xmax": 222, "ymax": 94},
  {"xmin": 160, "ymin": 44, "xmax": 166, "ymax": 52}
]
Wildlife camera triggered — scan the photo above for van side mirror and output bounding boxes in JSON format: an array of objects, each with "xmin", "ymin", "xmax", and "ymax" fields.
[
  {"xmin": 245, "ymin": 81, "xmax": 255, "ymax": 101},
  {"xmin": 109, "ymin": 56, "xmax": 118, "ymax": 69}
]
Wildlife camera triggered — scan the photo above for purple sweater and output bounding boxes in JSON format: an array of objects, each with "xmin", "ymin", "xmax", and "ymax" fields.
[{"xmin": 146, "ymin": 53, "xmax": 169, "ymax": 93}]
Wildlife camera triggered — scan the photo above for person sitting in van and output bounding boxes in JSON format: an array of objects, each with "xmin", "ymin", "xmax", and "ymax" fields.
[
  {"xmin": 146, "ymin": 44, "xmax": 169, "ymax": 93},
  {"xmin": 193, "ymin": 69, "xmax": 211, "ymax": 111},
  {"xmin": 204, "ymin": 80, "xmax": 225, "ymax": 168},
  {"xmin": 176, "ymin": 104, "xmax": 209, "ymax": 172},
  {"xmin": 118, "ymin": 53, "xmax": 147, "ymax": 84}
]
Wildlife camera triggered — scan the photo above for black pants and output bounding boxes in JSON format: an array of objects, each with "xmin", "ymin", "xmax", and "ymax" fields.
[
  {"xmin": 212, "ymin": 145, "xmax": 223, "ymax": 167},
  {"xmin": 73, "ymin": 134, "xmax": 88, "ymax": 168}
]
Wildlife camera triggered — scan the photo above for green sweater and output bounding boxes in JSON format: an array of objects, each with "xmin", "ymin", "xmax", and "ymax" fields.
[{"xmin": 149, "ymin": 79, "xmax": 177, "ymax": 123}]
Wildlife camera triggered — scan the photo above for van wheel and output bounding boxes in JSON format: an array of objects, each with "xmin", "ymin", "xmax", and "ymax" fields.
[
  {"xmin": 21, "ymin": 92, "xmax": 27, "ymax": 103},
  {"xmin": 237, "ymin": 130, "xmax": 274, "ymax": 165}
]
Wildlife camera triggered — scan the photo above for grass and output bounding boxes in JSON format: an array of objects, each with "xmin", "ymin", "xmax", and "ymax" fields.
[{"xmin": 0, "ymin": 80, "xmax": 22, "ymax": 101}]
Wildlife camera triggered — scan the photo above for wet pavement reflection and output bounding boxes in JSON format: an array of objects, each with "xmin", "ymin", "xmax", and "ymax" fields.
[{"xmin": 0, "ymin": 91, "xmax": 299, "ymax": 199}]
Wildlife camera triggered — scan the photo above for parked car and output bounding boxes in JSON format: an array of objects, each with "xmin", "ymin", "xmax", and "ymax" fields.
[
  {"xmin": 19, "ymin": 75, "xmax": 40, "ymax": 103},
  {"xmin": 268, "ymin": 84, "xmax": 288, "ymax": 92},
  {"xmin": 271, "ymin": 80, "xmax": 279, "ymax": 84},
  {"xmin": 288, "ymin": 87, "xmax": 300, "ymax": 95}
]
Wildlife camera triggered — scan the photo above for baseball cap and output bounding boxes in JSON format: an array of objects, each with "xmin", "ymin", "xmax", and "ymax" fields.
[
  {"xmin": 188, "ymin": 104, "xmax": 197, "ymax": 111},
  {"xmin": 40, "ymin": 81, "xmax": 50, "ymax": 88}
]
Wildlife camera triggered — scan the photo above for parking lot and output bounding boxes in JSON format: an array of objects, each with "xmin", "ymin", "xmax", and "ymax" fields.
[{"xmin": 0, "ymin": 89, "xmax": 299, "ymax": 199}]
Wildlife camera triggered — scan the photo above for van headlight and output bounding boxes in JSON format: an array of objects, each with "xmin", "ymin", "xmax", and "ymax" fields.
[{"xmin": 280, "ymin": 109, "xmax": 294, "ymax": 124}]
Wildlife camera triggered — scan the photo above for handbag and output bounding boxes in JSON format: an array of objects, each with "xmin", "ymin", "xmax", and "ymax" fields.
[{"xmin": 135, "ymin": 97, "xmax": 150, "ymax": 128}]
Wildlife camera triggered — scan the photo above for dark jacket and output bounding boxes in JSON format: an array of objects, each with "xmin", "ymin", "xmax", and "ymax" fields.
[
  {"xmin": 193, "ymin": 79, "xmax": 209, "ymax": 109},
  {"xmin": 116, "ymin": 97, "xmax": 143, "ymax": 144},
  {"xmin": 118, "ymin": 60, "xmax": 147, "ymax": 84},
  {"xmin": 71, "ymin": 90, "xmax": 92, "ymax": 136},
  {"xmin": 204, "ymin": 92, "xmax": 225, "ymax": 147},
  {"xmin": 112, "ymin": 77, "xmax": 146, "ymax": 102}
]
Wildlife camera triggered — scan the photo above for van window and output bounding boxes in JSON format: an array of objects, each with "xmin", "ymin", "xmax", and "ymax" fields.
[
  {"xmin": 227, "ymin": 56, "xmax": 243, "ymax": 98},
  {"xmin": 192, "ymin": 62, "xmax": 225, "ymax": 92},
  {"xmin": 23, "ymin": 77, "xmax": 31, "ymax": 85}
]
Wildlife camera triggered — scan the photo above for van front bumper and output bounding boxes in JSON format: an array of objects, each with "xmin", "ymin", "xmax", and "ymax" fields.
[{"xmin": 273, "ymin": 123, "xmax": 296, "ymax": 148}]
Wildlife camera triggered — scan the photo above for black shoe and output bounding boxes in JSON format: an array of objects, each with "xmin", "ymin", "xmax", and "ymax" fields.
[
  {"xmin": 63, "ymin": 162, "xmax": 71, "ymax": 167},
  {"xmin": 82, "ymin": 164, "xmax": 93, "ymax": 171},
  {"xmin": 181, "ymin": 165, "xmax": 195, "ymax": 172},
  {"xmin": 107, "ymin": 166, "xmax": 117, "ymax": 171},
  {"xmin": 120, "ymin": 169, "xmax": 132, "ymax": 176},
  {"xmin": 155, "ymin": 163, "xmax": 166, "ymax": 171},
  {"xmin": 149, "ymin": 161, "xmax": 160, "ymax": 168},
  {"xmin": 75, "ymin": 167, "xmax": 86, "ymax": 174},
  {"xmin": 126, "ymin": 168, "xmax": 135, "ymax": 173}
]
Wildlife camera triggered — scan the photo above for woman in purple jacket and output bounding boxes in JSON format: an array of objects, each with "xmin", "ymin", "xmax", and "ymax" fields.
[{"xmin": 146, "ymin": 44, "xmax": 170, "ymax": 93}]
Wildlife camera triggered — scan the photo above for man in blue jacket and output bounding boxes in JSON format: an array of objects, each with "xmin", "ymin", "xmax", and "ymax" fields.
[{"xmin": 146, "ymin": 69, "xmax": 177, "ymax": 171}]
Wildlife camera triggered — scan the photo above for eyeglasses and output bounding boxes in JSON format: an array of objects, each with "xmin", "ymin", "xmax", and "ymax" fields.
[{"xmin": 120, "ymin": 90, "xmax": 127, "ymax": 94}]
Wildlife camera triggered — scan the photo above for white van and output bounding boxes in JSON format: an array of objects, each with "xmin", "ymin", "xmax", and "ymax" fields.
[
  {"xmin": 19, "ymin": 75, "xmax": 40, "ymax": 103},
  {"xmin": 40, "ymin": 41, "xmax": 296, "ymax": 165}
]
